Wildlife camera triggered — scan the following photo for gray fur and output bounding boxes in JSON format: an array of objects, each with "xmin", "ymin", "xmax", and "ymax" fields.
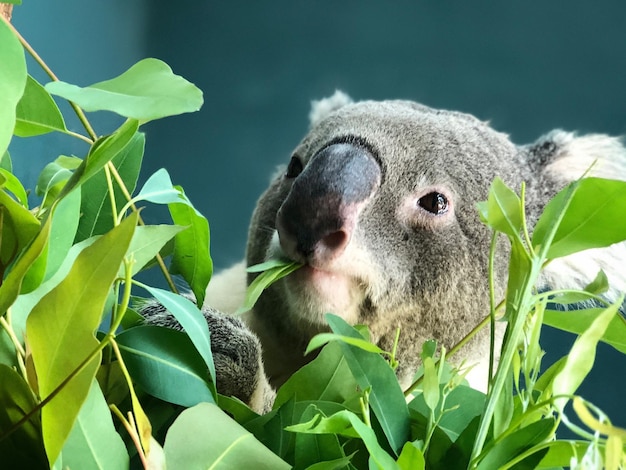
[{"xmin": 144, "ymin": 94, "xmax": 626, "ymax": 412}]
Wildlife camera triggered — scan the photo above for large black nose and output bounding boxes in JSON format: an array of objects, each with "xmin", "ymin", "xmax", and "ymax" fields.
[{"xmin": 276, "ymin": 142, "xmax": 381, "ymax": 266}]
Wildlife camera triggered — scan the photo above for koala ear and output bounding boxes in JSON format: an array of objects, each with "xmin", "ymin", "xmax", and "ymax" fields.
[
  {"xmin": 527, "ymin": 130, "xmax": 626, "ymax": 300},
  {"xmin": 308, "ymin": 90, "xmax": 353, "ymax": 127},
  {"xmin": 527, "ymin": 130, "xmax": 626, "ymax": 184}
]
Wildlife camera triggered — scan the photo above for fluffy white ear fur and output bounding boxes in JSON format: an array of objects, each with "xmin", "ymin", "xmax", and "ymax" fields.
[
  {"xmin": 308, "ymin": 90, "xmax": 353, "ymax": 127},
  {"xmin": 539, "ymin": 131, "xmax": 626, "ymax": 300}
]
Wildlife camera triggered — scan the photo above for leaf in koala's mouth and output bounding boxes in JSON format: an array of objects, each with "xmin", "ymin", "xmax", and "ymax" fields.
[{"xmin": 236, "ymin": 259, "xmax": 303, "ymax": 313}]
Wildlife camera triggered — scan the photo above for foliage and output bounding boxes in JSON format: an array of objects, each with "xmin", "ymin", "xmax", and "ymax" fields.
[{"xmin": 1, "ymin": 9, "xmax": 626, "ymax": 469}]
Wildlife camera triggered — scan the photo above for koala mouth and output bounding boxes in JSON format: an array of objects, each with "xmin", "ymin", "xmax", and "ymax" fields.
[{"xmin": 284, "ymin": 265, "xmax": 363, "ymax": 326}]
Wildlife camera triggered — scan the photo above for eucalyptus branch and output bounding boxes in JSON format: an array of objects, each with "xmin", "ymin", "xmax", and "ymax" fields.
[{"xmin": 110, "ymin": 405, "xmax": 148, "ymax": 468}]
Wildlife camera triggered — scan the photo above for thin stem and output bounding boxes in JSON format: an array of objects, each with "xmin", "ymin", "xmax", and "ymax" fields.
[
  {"xmin": 110, "ymin": 405, "xmax": 148, "ymax": 468},
  {"xmin": 487, "ymin": 232, "xmax": 498, "ymax": 391},
  {"xmin": 104, "ymin": 165, "xmax": 119, "ymax": 227}
]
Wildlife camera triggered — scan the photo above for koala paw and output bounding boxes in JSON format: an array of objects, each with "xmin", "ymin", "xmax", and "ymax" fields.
[{"xmin": 138, "ymin": 298, "xmax": 275, "ymax": 414}]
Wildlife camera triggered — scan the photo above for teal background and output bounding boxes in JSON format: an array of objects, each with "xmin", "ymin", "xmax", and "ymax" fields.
[{"xmin": 10, "ymin": 2, "xmax": 626, "ymax": 428}]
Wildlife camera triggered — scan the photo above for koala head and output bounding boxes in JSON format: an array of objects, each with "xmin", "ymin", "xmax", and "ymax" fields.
[{"xmin": 245, "ymin": 91, "xmax": 626, "ymax": 388}]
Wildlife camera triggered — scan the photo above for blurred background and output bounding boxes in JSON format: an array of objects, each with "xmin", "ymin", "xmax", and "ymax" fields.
[{"xmin": 10, "ymin": 1, "xmax": 626, "ymax": 427}]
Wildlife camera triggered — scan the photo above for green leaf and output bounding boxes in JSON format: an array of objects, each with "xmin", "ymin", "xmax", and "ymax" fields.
[
  {"xmin": 0, "ymin": 189, "xmax": 40, "ymax": 268},
  {"xmin": 305, "ymin": 332, "xmax": 386, "ymax": 356},
  {"xmin": 35, "ymin": 155, "xmax": 80, "ymax": 198},
  {"xmin": 0, "ymin": 167, "xmax": 28, "ymax": 207},
  {"xmin": 25, "ymin": 214, "xmax": 136, "ymax": 463},
  {"xmin": 543, "ymin": 307, "xmax": 626, "ymax": 355},
  {"xmin": 0, "ymin": 217, "xmax": 50, "ymax": 316},
  {"xmin": 295, "ymin": 404, "xmax": 347, "ymax": 468},
  {"xmin": 57, "ymin": 380, "xmax": 128, "ymax": 470},
  {"xmin": 83, "ymin": 119, "xmax": 140, "ymax": 184},
  {"xmin": 133, "ymin": 168, "xmax": 186, "ymax": 205},
  {"xmin": 42, "ymin": 188, "xmax": 81, "ymax": 282},
  {"xmin": 139, "ymin": 286, "xmax": 216, "ymax": 390},
  {"xmin": 476, "ymin": 177, "xmax": 522, "ymax": 240},
  {"xmin": 325, "ymin": 314, "xmax": 411, "ymax": 456},
  {"xmin": 121, "ymin": 224, "xmax": 185, "ymax": 277},
  {"xmin": 536, "ymin": 440, "xmax": 602, "ymax": 468},
  {"xmin": 169, "ymin": 186, "xmax": 212, "ymax": 306},
  {"xmin": 116, "ymin": 325, "xmax": 215, "ymax": 407},
  {"xmin": 56, "ymin": 119, "xmax": 139, "ymax": 204},
  {"xmin": 45, "ymin": 58, "xmax": 203, "ymax": 122},
  {"xmin": 287, "ymin": 409, "xmax": 400, "ymax": 470},
  {"xmin": 239, "ymin": 259, "xmax": 302, "ymax": 313},
  {"xmin": 397, "ymin": 442, "xmax": 426, "ymax": 470},
  {"xmin": 422, "ymin": 357, "xmax": 440, "ymax": 413},
  {"xmin": 551, "ymin": 300, "xmax": 622, "ymax": 412},
  {"xmin": 476, "ymin": 419, "xmax": 555, "ymax": 470},
  {"xmin": 76, "ymin": 132, "xmax": 144, "ymax": 241},
  {"xmin": 408, "ymin": 385, "xmax": 485, "ymax": 443},
  {"xmin": 275, "ymin": 341, "xmax": 359, "ymax": 408},
  {"xmin": 15, "ymin": 75, "xmax": 67, "ymax": 137},
  {"xmin": 0, "ymin": 18, "xmax": 27, "ymax": 155},
  {"xmin": 0, "ymin": 364, "xmax": 48, "ymax": 468},
  {"xmin": 533, "ymin": 178, "xmax": 626, "ymax": 259},
  {"xmin": 0, "ymin": 150, "xmax": 12, "ymax": 172},
  {"xmin": 164, "ymin": 402, "xmax": 290, "ymax": 469}
]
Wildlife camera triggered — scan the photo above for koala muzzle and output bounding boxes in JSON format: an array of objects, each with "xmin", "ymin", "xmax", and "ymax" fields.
[{"xmin": 276, "ymin": 142, "xmax": 381, "ymax": 267}]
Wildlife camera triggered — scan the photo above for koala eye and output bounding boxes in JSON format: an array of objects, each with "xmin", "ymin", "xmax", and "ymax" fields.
[
  {"xmin": 417, "ymin": 192, "xmax": 448, "ymax": 215},
  {"xmin": 285, "ymin": 156, "xmax": 303, "ymax": 178}
]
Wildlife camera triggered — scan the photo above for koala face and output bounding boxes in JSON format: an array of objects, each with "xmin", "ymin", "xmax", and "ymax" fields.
[{"xmin": 244, "ymin": 94, "xmax": 626, "ymax": 388}]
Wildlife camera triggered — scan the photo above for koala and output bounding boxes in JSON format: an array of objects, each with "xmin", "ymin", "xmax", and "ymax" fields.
[{"xmin": 144, "ymin": 91, "xmax": 626, "ymax": 413}]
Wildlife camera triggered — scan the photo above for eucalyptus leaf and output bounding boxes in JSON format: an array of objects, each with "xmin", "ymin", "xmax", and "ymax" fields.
[
  {"xmin": 116, "ymin": 325, "xmax": 215, "ymax": 407},
  {"xmin": 15, "ymin": 75, "xmax": 67, "ymax": 137},
  {"xmin": 475, "ymin": 419, "xmax": 555, "ymax": 470},
  {"xmin": 120, "ymin": 224, "xmax": 185, "ymax": 277},
  {"xmin": 551, "ymin": 300, "xmax": 622, "ymax": 412},
  {"xmin": 544, "ymin": 307, "xmax": 626, "ymax": 355},
  {"xmin": 0, "ymin": 189, "xmax": 40, "ymax": 268},
  {"xmin": 325, "ymin": 314, "xmax": 411, "ymax": 456},
  {"xmin": 25, "ymin": 214, "xmax": 136, "ymax": 463},
  {"xmin": 164, "ymin": 402, "xmax": 290, "ymax": 469},
  {"xmin": 0, "ymin": 217, "xmax": 50, "ymax": 316},
  {"xmin": 57, "ymin": 380, "xmax": 128, "ymax": 470},
  {"xmin": 0, "ymin": 150, "xmax": 12, "ymax": 172},
  {"xmin": 76, "ymin": 131, "xmax": 144, "ymax": 241},
  {"xmin": 133, "ymin": 168, "xmax": 185, "ymax": 205},
  {"xmin": 0, "ymin": 364, "xmax": 48, "ymax": 469},
  {"xmin": 286, "ymin": 409, "xmax": 400, "ymax": 470},
  {"xmin": 275, "ymin": 341, "xmax": 359, "ymax": 408},
  {"xmin": 533, "ymin": 178, "xmax": 626, "ymax": 259},
  {"xmin": 139, "ymin": 285, "xmax": 216, "ymax": 390},
  {"xmin": 45, "ymin": 58, "xmax": 203, "ymax": 122},
  {"xmin": 396, "ymin": 442, "xmax": 426, "ymax": 470},
  {"xmin": 476, "ymin": 177, "xmax": 523, "ymax": 240},
  {"xmin": 169, "ymin": 186, "xmax": 212, "ymax": 306},
  {"xmin": 0, "ymin": 17, "xmax": 27, "ymax": 155},
  {"xmin": 35, "ymin": 156, "xmax": 80, "ymax": 197},
  {"xmin": 0, "ymin": 168, "xmax": 28, "ymax": 207},
  {"xmin": 305, "ymin": 332, "xmax": 386, "ymax": 356},
  {"xmin": 239, "ymin": 259, "xmax": 302, "ymax": 313},
  {"xmin": 295, "ymin": 404, "xmax": 347, "ymax": 468}
]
